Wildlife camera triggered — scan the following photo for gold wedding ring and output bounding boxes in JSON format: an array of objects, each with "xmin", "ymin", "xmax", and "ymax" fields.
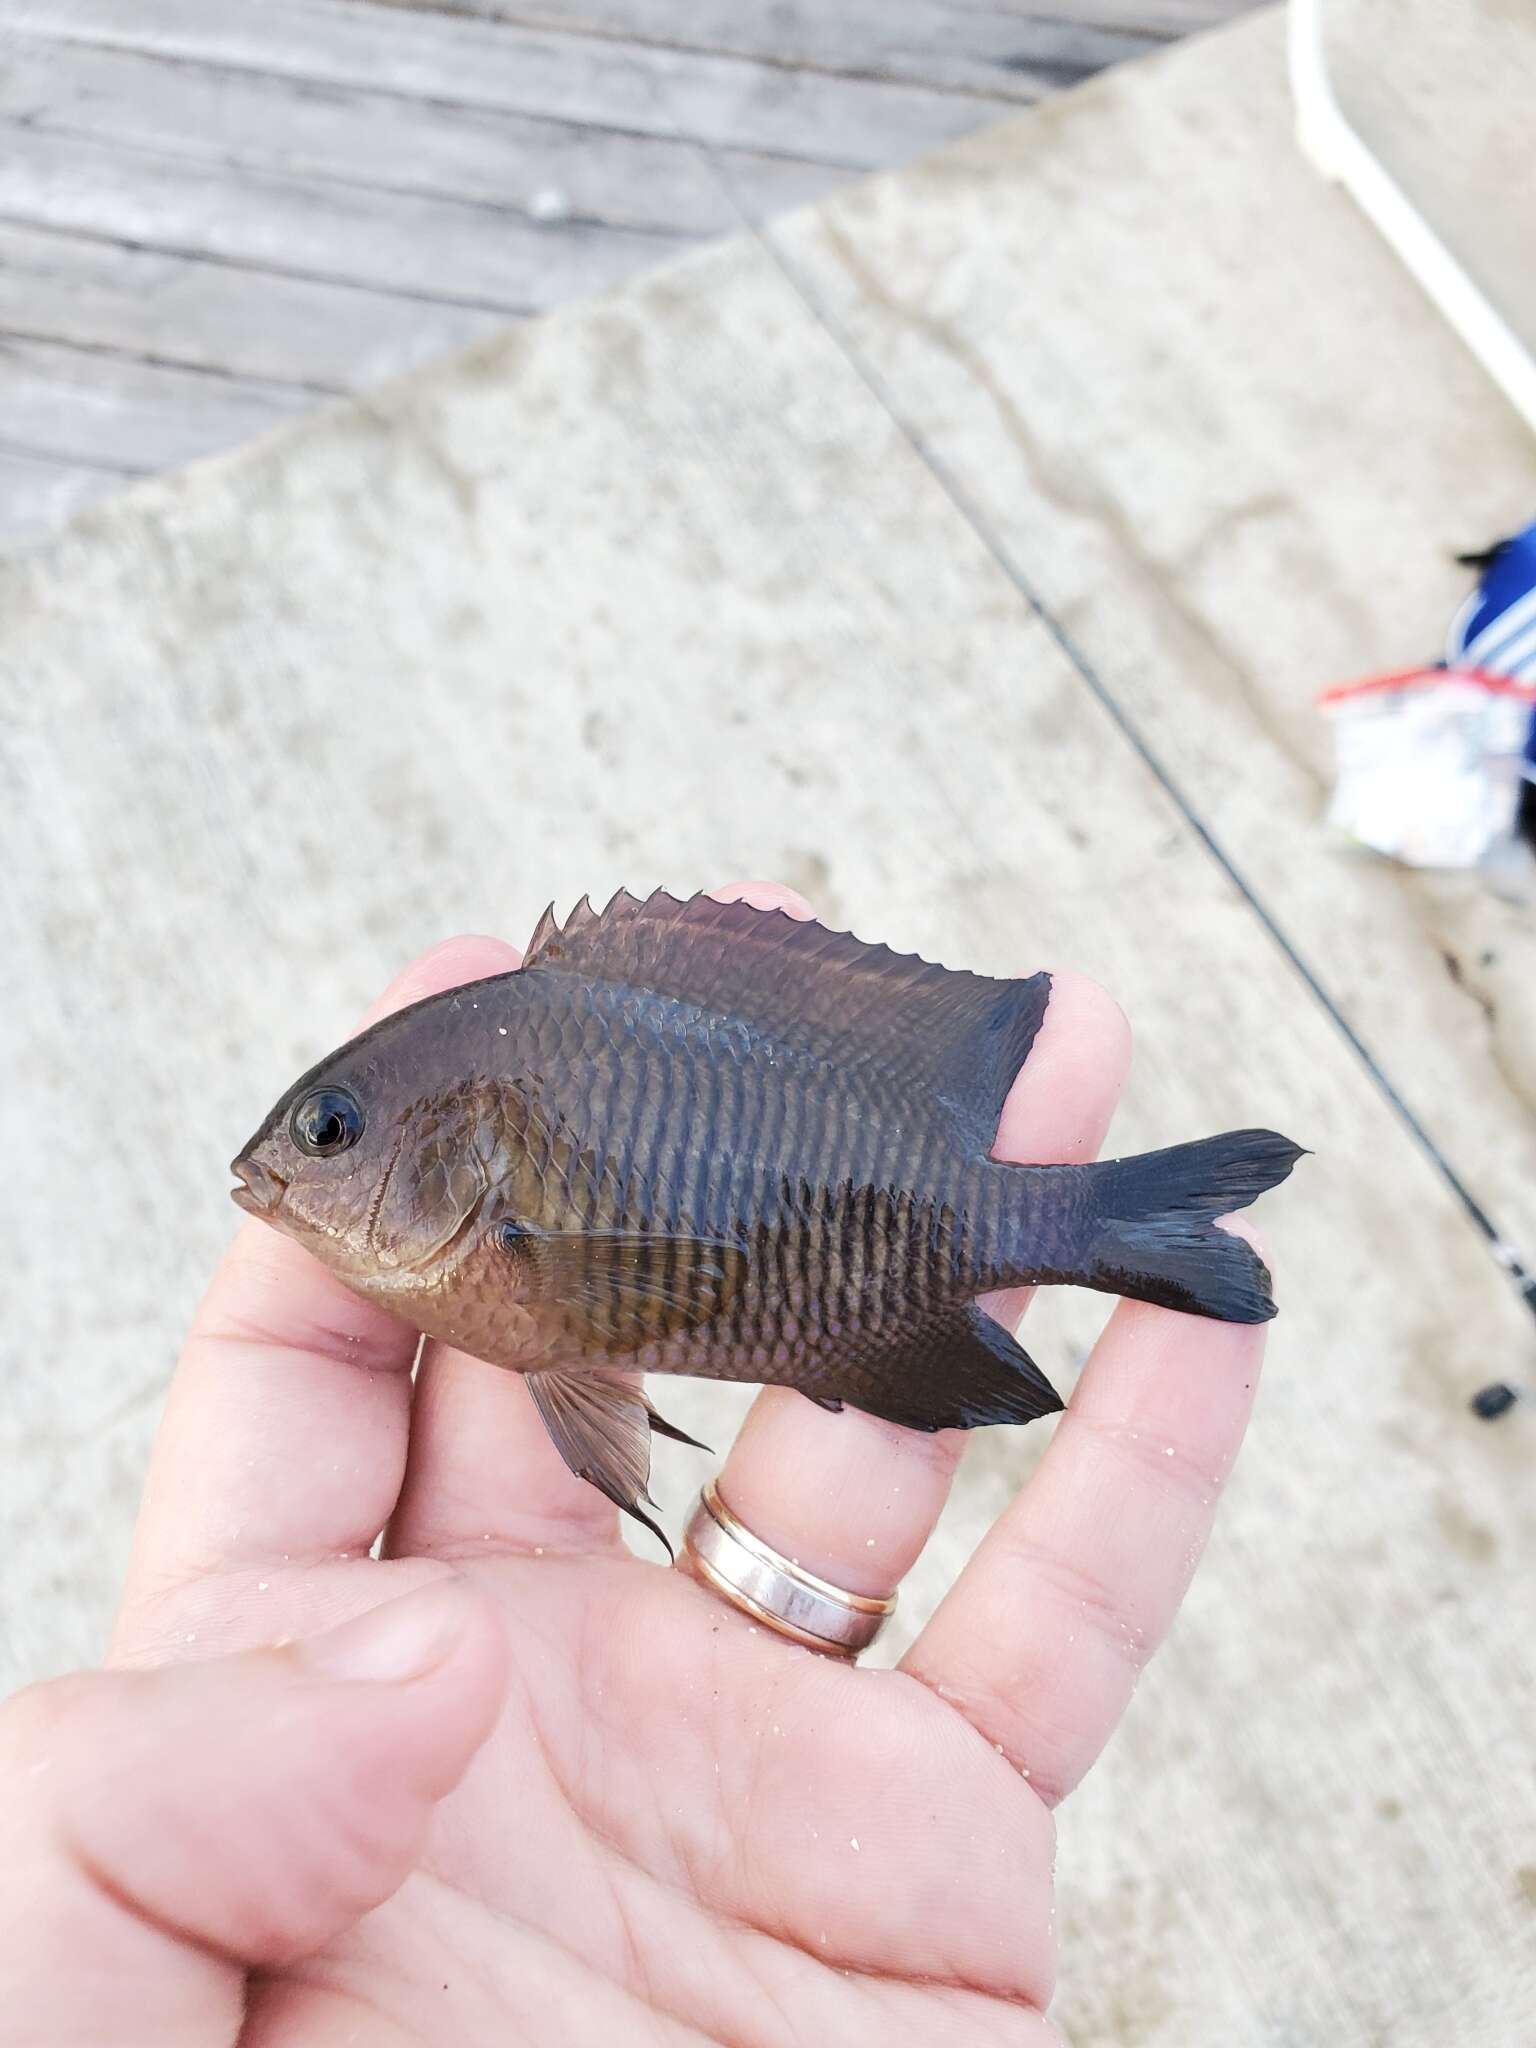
[{"xmin": 681, "ymin": 1480, "xmax": 896, "ymax": 1659}]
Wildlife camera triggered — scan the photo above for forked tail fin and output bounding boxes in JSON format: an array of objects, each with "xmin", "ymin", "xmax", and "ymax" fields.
[{"xmin": 1076, "ymin": 1129, "xmax": 1305, "ymax": 1323}]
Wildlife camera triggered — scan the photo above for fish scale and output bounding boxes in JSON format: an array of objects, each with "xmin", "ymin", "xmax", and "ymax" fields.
[
  {"xmin": 569, "ymin": 1032, "xmax": 946, "ymax": 1374},
  {"xmin": 231, "ymin": 889, "xmax": 1303, "ymax": 1545}
]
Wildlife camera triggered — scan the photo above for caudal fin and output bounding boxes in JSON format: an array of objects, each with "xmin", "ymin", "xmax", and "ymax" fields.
[{"xmin": 1077, "ymin": 1129, "xmax": 1304, "ymax": 1323}]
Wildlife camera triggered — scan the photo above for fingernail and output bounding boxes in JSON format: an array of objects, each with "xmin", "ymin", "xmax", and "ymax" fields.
[{"xmin": 300, "ymin": 1580, "xmax": 473, "ymax": 1683}]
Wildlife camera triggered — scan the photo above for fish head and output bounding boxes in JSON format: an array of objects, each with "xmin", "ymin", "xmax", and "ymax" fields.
[{"xmin": 231, "ymin": 992, "xmax": 524, "ymax": 1292}]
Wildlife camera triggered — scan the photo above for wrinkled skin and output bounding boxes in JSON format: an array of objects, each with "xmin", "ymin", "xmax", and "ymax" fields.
[{"xmin": 0, "ymin": 891, "xmax": 1269, "ymax": 2048}]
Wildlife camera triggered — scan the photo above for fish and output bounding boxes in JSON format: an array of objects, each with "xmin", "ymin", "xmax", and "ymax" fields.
[{"xmin": 231, "ymin": 889, "xmax": 1304, "ymax": 1549}]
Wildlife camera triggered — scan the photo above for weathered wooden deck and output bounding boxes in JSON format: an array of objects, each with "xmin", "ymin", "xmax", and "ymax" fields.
[
  {"xmin": 3, "ymin": 6, "xmax": 1535, "ymax": 2043},
  {"xmin": 0, "ymin": 0, "xmax": 1254, "ymax": 550}
]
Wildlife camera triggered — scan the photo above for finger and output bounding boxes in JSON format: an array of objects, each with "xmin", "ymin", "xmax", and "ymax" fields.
[
  {"xmin": 385, "ymin": 1359, "xmax": 631, "ymax": 1560},
  {"xmin": 901, "ymin": 1223, "xmax": 1268, "ymax": 1805},
  {"xmin": 116, "ymin": 938, "xmax": 520, "ymax": 1628},
  {"xmin": 684, "ymin": 886, "xmax": 1132, "ymax": 1605},
  {"xmin": 0, "ymin": 1577, "xmax": 505, "ymax": 2048},
  {"xmin": 386, "ymin": 884, "xmax": 823, "ymax": 1563},
  {"xmin": 383, "ymin": 925, "xmax": 622, "ymax": 1562}
]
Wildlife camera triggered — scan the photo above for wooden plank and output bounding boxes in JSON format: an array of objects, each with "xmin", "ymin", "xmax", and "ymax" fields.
[
  {"xmin": 0, "ymin": 222, "xmax": 509, "ymax": 389},
  {"xmin": 364, "ymin": 0, "xmax": 1164, "ymax": 100},
  {"xmin": 0, "ymin": 126, "xmax": 694, "ymax": 311},
  {"xmin": 0, "ymin": 37, "xmax": 845, "ymax": 241},
  {"xmin": 1, "ymin": 0, "xmax": 1020, "ymax": 167},
  {"xmin": 772, "ymin": 16, "xmax": 1536, "ymax": 1266},
  {"xmin": 968, "ymin": 0, "xmax": 1251, "ymax": 27},
  {"xmin": 966, "ymin": 0, "xmax": 1253, "ymax": 25},
  {"xmin": 0, "ymin": 337, "xmax": 319, "ymax": 471}
]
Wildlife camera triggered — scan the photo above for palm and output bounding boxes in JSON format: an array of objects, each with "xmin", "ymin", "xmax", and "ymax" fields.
[
  {"xmin": 105, "ymin": 924, "xmax": 1266, "ymax": 2048},
  {"xmin": 237, "ymin": 1550, "xmax": 1050, "ymax": 2045}
]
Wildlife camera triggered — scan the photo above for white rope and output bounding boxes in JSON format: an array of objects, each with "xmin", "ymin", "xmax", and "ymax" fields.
[{"xmin": 1288, "ymin": 0, "xmax": 1536, "ymax": 438}]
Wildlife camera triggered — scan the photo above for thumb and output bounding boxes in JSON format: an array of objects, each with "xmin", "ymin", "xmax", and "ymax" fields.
[{"xmin": 0, "ymin": 1575, "xmax": 506, "ymax": 2048}]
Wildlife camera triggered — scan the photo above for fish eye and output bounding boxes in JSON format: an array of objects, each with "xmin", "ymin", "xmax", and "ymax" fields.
[{"xmin": 290, "ymin": 1087, "xmax": 364, "ymax": 1159}]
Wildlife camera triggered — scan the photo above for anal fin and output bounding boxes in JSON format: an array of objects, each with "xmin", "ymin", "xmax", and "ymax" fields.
[{"xmin": 846, "ymin": 1304, "xmax": 1063, "ymax": 1433}]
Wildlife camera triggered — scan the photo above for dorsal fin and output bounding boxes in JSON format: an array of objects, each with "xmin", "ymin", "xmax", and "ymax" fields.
[
  {"xmin": 525, "ymin": 901, "xmax": 561, "ymax": 959},
  {"xmin": 524, "ymin": 889, "xmax": 1051, "ymax": 1146}
]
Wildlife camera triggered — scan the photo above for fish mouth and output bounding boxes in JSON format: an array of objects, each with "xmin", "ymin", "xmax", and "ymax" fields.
[{"xmin": 230, "ymin": 1155, "xmax": 287, "ymax": 1217}]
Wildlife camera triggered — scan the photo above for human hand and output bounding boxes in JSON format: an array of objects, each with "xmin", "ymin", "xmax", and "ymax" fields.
[{"xmin": 0, "ymin": 887, "xmax": 1267, "ymax": 2046}]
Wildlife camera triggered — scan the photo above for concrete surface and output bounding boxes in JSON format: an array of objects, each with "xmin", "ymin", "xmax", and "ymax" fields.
[
  {"xmin": 1326, "ymin": 0, "xmax": 1536, "ymax": 358},
  {"xmin": 3, "ymin": 10, "xmax": 1534, "ymax": 2045}
]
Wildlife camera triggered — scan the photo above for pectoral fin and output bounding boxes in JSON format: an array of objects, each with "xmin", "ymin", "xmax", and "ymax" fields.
[
  {"xmin": 526, "ymin": 1369, "xmax": 704, "ymax": 1554},
  {"xmin": 496, "ymin": 1223, "xmax": 745, "ymax": 1355}
]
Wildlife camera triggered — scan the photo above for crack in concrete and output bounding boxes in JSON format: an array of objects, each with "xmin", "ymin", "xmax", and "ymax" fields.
[{"xmin": 812, "ymin": 212, "xmax": 1323, "ymax": 790}]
